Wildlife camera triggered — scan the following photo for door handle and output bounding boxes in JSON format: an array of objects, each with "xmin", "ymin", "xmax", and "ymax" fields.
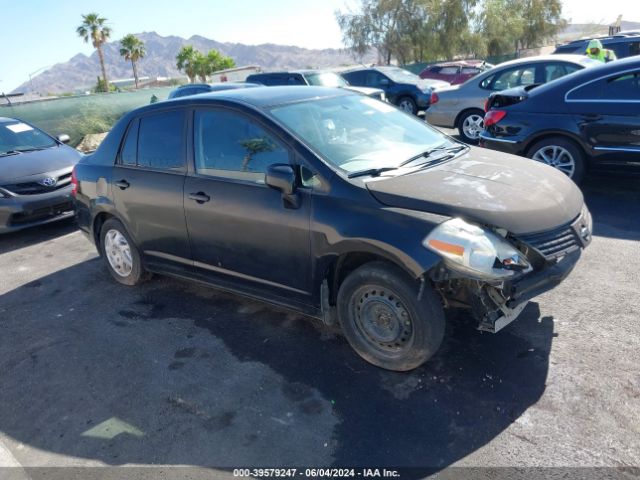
[
  {"xmin": 115, "ymin": 179, "xmax": 130, "ymax": 190},
  {"xmin": 583, "ymin": 114, "xmax": 602, "ymax": 121},
  {"xmin": 188, "ymin": 192, "xmax": 211, "ymax": 204}
]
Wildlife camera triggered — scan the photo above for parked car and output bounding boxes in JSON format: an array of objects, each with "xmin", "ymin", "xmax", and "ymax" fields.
[
  {"xmin": 480, "ymin": 56, "xmax": 640, "ymax": 184},
  {"xmin": 425, "ymin": 55, "xmax": 601, "ymax": 143},
  {"xmin": 245, "ymin": 70, "xmax": 386, "ymax": 101},
  {"xmin": 168, "ymin": 82, "xmax": 260, "ymax": 99},
  {"xmin": 341, "ymin": 66, "xmax": 450, "ymax": 115},
  {"xmin": 554, "ymin": 32, "xmax": 640, "ymax": 59},
  {"xmin": 420, "ymin": 60, "xmax": 493, "ymax": 85},
  {"xmin": 73, "ymin": 87, "xmax": 591, "ymax": 371},
  {"xmin": 0, "ymin": 117, "xmax": 82, "ymax": 233}
]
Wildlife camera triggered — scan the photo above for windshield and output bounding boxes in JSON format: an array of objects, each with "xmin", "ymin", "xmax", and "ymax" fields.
[
  {"xmin": 0, "ymin": 121, "xmax": 57, "ymax": 155},
  {"xmin": 380, "ymin": 67, "xmax": 419, "ymax": 83},
  {"xmin": 305, "ymin": 72, "xmax": 349, "ymax": 87},
  {"xmin": 269, "ymin": 95, "xmax": 452, "ymax": 174}
]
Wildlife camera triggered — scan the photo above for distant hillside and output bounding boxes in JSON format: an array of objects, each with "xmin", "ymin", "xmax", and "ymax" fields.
[
  {"xmin": 13, "ymin": 32, "xmax": 376, "ymax": 94},
  {"xmin": 558, "ymin": 20, "xmax": 640, "ymax": 42}
]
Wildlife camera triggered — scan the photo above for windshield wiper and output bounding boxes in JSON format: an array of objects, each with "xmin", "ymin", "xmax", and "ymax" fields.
[
  {"xmin": 13, "ymin": 147, "xmax": 48, "ymax": 153},
  {"xmin": 0, "ymin": 150, "xmax": 21, "ymax": 157},
  {"xmin": 347, "ymin": 167, "xmax": 399, "ymax": 179},
  {"xmin": 399, "ymin": 144, "xmax": 468, "ymax": 167}
]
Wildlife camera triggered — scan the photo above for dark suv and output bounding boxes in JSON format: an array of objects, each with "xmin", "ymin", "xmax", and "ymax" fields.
[
  {"xmin": 342, "ymin": 66, "xmax": 450, "ymax": 115},
  {"xmin": 245, "ymin": 70, "xmax": 386, "ymax": 101},
  {"xmin": 554, "ymin": 32, "xmax": 640, "ymax": 59},
  {"xmin": 73, "ymin": 87, "xmax": 591, "ymax": 371}
]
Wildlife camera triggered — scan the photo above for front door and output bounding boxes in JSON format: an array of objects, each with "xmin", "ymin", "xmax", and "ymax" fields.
[
  {"xmin": 568, "ymin": 69, "xmax": 640, "ymax": 172},
  {"xmin": 183, "ymin": 107, "xmax": 311, "ymax": 303}
]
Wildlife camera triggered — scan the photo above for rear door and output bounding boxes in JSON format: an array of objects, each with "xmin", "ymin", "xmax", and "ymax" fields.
[
  {"xmin": 183, "ymin": 106, "xmax": 312, "ymax": 303},
  {"xmin": 112, "ymin": 109, "xmax": 192, "ymax": 269},
  {"xmin": 567, "ymin": 69, "xmax": 640, "ymax": 171}
]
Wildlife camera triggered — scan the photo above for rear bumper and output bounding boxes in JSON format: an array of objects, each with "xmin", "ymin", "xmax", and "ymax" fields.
[
  {"xmin": 0, "ymin": 185, "xmax": 75, "ymax": 233},
  {"xmin": 479, "ymin": 132, "xmax": 526, "ymax": 156}
]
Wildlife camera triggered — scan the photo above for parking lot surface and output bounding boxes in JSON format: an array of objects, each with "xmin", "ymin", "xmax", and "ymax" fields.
[{"xmin": 0, "ymin": 176, "xmax": 639, "ymax": 477}]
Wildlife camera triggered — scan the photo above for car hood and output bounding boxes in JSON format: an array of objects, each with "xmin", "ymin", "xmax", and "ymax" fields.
[
  {"xmin": 344, "ymin": 86, "xmax": 385, "ymax": 97},
  {"xmin": 365, "ymin": 147, "xmax": 584, "ymax": 235},
  {"xmin": 419, "ymin": 79, "xmax": 450, "ymax": 90},
  {"xmin": 0, "ymin": 145, "xmax": 82, "ymax": 183}
]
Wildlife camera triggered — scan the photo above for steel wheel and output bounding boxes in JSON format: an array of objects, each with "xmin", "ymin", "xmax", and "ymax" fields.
[
  {"xmin": 462, "ymin": 114, "xmax": 484, "ymax": 140},
  {"xmin": 104, "ymin": 229, "xmax": 133, "ymax": 278},
  {"xmin": 532, "ymin": 145, "xmax": 576, "ymax": 177},
  {"xmin": 351, "ymin": 285, "xmax": 414, "ymax": 354}
]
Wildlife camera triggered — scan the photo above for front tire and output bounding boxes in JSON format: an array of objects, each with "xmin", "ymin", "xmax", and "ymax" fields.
[
  {"xmin": 99, "ymin": 218, "xmax": 150, "ymax": 286},
  {"xmin": 337, "ymin": 262, "xmax": 445, "ymax": 371},
  {"xmin": 527, "ymin": 137, "xmax": 585, "ymax": 184},
  {"xmin": 457, "ymin": 109, "xmax": 485, "ymax": 144}
]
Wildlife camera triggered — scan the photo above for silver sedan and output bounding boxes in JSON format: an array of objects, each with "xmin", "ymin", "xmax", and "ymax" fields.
[{"xmin": 425, "ymin": 55, "xmax": 600, "ymax": 143}]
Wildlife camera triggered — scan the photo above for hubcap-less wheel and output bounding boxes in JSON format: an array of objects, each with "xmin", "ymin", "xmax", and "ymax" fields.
[
  {"xmin": 352, "ymin": 285, "xmax": 414, "ymax": 353},
  {"xmin": 104, "ymin": 229, "xmax": 133, "ymax": 277},
  {"xmin": 399, "ymin": 99, "xmax": 416, "ymax": 114},
  {"xmin": 462, "ymin": 114, "xmax": 484, "ymax": 140},
  {"xmin": 532, "ymin": 145, "xmax": 576, "ymax": 178}
]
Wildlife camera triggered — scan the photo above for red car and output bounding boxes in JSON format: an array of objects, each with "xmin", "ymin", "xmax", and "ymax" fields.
[{"xmin": 419, "ymin": 60, "xmax": 493, "ymax": 85}]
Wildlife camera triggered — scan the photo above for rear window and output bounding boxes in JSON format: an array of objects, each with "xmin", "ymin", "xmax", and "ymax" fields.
[{"xmin": 440, "ymin": 67, "xmax": 460, "ymax": 75}]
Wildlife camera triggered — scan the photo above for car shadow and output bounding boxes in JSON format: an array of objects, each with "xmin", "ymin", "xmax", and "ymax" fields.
[
  {"xmin": 582, "ymin": 176, "xmax": 640, "ymax": 241},
  {"xmin": 0, "ymin": 218, "xmax": 78, "ymax": 255},
  {"xmin": 0, "ymin": 257, "xmax": 553, "ymax": 474}
]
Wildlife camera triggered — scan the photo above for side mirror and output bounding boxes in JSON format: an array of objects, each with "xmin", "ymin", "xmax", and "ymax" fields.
[
  {"xmin": 57, "ymin": 134, "xmax": 70, "ymax": 144},
  {"xmin": 265, "ymin": 164, "xmax": 296, "ymax": 195}
]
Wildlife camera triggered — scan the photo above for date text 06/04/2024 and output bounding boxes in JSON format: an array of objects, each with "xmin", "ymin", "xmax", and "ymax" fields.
[{"xmin": 232, "ymin": 469, "xmax": 401, "ymax": 478}]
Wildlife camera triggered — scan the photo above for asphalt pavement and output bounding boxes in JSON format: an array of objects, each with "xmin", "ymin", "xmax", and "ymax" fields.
[{"xmin": 0, "ymin": 170, "xmax": 639, "ymax": 479}]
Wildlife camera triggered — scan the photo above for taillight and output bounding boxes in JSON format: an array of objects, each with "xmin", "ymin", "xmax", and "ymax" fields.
[
  {"xmin": 71, "ymin": 166, "xmax": 78, "ymax": 196},
  {"xmin": 430, "ymin": 91, "xmax": 439, "ymax": 105},
  {"xmin": 484, "ymin": 110, "xmax": 506, "ymax": 127}
]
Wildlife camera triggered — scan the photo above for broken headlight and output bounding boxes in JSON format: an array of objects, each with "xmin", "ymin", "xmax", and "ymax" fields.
[{"xmin": 423, "ymin": 218, "xmax": 531, "ymax": 280}]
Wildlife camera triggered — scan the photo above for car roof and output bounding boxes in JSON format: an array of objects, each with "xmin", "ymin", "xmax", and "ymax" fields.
[
  {"xmin": 493, "ymin": 54, "xmax": 594, "ymax": 68},
  {"xmin": 161, "ymin": 86, "xmax": 351, "ymax": 109},
  {"xmin": 0, "ymin": 117, "xmax": 20, "ymax": 124},
  {"xmin": 177, "ymin": 83, "xmax": 210, "ymax": 89},
  {"xmin": 558, "ymin": 32, "xmax": 640, "ymax": 46}
]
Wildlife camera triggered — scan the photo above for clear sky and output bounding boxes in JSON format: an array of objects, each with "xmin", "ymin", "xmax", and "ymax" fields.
[{"xmin": 0, "ymin": 0, "xmax": 636, "ymax": 92}]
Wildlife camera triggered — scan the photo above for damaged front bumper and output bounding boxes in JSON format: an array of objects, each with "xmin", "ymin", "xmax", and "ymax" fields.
[{"xmin": 473, "ymin": 248, "xmax": 581, "ymax": 332}]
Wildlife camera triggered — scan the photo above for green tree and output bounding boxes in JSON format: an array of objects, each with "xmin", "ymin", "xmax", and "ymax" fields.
[
  {"xmin": 206, "ymin": 49, "xmax": 236, "ymax": 74},
  {"xmin": 119, "ymin": 34, "xmax": 146, "ymax": 88},
  {"xmin": 176, "ymin": 45, "xmax": 199, "ymax": 83},
  {"xmin": 519, "ymin": 0, "xmax": 565, "ymax": 49},
  {"xmin": 77, "ymin": 13, "xmax": 112, "ymax": 92}
]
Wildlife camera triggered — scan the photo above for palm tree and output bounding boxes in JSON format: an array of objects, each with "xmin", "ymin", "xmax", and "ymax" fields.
[
  {"xmin": 176, "ymin": 45, "xmax": 199, "ymax": 83},
  {"xmin": 77, "ymin": 13, "xmax": 112, "ymax": 92},
  {"xmin": 119, "ymin": 34, "xmax": 146, "ymax": 88}
]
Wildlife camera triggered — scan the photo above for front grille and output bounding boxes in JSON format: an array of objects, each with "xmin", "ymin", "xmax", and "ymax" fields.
[
  {"xmin": 516, "ymin": 224, "xmax": 581, "ymax": 260},
  {"xmin": 2, "ymin": 172, "xmax": 72, "ymax": 195},
  {"xmin": 9, "ymin": 201, "xmax": 74, "ymax": 226}
]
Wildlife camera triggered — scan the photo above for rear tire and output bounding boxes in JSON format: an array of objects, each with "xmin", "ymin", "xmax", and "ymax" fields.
[
  {"xmin": 397, "ymin": 96, "xmax": 418, "ymax": 115},
  {"xmin": 527, "ymin": 136, "xmax": 585, "ymax": 184},
  {"xmin": 99, "ymin": 218, "xmax": 150, "ymax": 286},
  {"xmin": 337, "ymin": 261, "xmax": 445, "ymax": 371},
  {"xmin": 457, "ymin": 109, "xmax": 485, "ymax": 144}
]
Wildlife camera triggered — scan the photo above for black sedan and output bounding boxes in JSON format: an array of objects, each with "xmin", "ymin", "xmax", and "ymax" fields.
[
  {"xmin": 480, "ymin": 56, "xmax": 640, "ymax": 183},
  {"xmin": 73, "ymin": 87, "xmax": 591, "ymax": 371},
  {"xmin": 0, "ymin": 117, "xmax": 82, "ymax": 233},
  {"xmin": 167, "ymin": 82, "xmax": 260, "ymax": 99}
]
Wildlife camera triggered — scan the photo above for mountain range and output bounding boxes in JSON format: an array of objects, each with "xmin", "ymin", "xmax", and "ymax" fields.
[{"xmin": 15, "ymin": 32, "xmax": 375, "ymax": 94}]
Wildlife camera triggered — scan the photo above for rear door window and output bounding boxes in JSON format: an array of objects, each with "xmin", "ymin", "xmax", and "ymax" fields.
[
  {"xmin": 491, "ymin": 66, "xmax": 536, "ymax": 90},
  {"xmin": 136, "ymin": 110, "xmax": 185, "ymax": 170},
  {"xmin": 568, "ymin": 70, "xmax": 640, "ymax": 101}
]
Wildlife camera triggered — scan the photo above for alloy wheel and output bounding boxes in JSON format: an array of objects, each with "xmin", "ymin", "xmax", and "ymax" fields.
[
  {"xmin": 532, "ymin": 145, "xmax": 576, "ymax": 178},
  {"xmin": 462, "ymin": 114, "xmax": 484, "ymax": 140}
]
